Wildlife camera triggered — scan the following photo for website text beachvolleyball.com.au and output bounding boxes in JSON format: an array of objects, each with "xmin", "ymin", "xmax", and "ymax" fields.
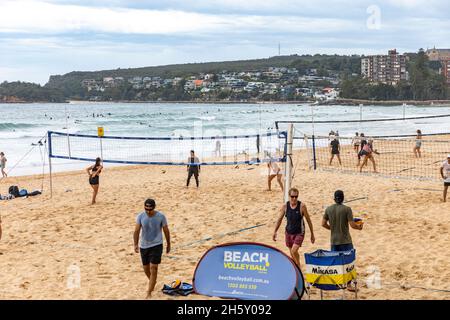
[{"xmin": 223, "ymin": 250, "xmax": 270, "ymax": 273}]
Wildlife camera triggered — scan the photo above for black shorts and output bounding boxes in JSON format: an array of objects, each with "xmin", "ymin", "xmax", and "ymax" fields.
[
  {"xmin": 445, "ymin": 182, "xmax": 450, "ymax": 187},
  {"xmin": 140, "ymin": 244, "xmax": 163, "ymax": 265},
  {"xmin": 331, "ymin": 150, "xmax": 340, "ymax": 155},
  {"xmin": 89, "ymin": 176, "xmax": 99, "ymax": 185}
]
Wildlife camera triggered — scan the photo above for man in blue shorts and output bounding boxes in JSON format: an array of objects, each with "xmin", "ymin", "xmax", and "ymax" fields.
[{"xmin": 134, "ymin": 198, "xmax": 171, "ymax": 299}]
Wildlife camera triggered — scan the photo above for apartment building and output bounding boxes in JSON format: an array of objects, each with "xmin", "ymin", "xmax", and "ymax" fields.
[
  {"xmin": 361, "ymin": 49, "xmax": 408, "ymax": 85},
  {"xmin": 443, "ymin": 60, "xmax": 450, "ymax": 86}
]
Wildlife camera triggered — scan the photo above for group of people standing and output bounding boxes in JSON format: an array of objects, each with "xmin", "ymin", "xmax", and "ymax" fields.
[
  {"xmin": 331, "ymin": 129, "xmax": 423, "ymax": 173},
  {"xmin": 131, "ymin": 187, "xmax": 363, "ymax": 298},
  {"xmin": 273, "ymin": 187, "xmax": 363, "ymax": 290},
  {"xmin": 328, "ymin": 131, "xmax": 379, "ymax": 173}
]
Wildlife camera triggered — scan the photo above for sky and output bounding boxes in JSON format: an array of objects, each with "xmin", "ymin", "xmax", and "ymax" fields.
[{"xmin": 0, "ymin": 0, "xmax": 449, "ymax": 84}]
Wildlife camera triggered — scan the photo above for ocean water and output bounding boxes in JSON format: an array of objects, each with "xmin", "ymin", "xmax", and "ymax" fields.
[{"xmin": 1, "ymin": 101, "xmax": 450, "ymax": 176}]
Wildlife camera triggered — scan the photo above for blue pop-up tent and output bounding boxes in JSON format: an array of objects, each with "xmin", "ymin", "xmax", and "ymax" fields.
[{"xmin": 193, "ymin": 242, "xmax": 304, "ymax": 300}]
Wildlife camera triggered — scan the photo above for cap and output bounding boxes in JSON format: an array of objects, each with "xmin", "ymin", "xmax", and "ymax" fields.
[
  {"xmin": 334, "ymin": 190, "xmax": 344, "ymax": 203},
  {"xmin": 144, "ymin": 198, "xmax": 156, "ymax": 208}
]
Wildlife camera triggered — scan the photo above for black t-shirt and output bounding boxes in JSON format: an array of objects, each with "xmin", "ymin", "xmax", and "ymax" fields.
[{"xmin": 330, "ymin": 139, "xmax": 340, "ymax": 153}]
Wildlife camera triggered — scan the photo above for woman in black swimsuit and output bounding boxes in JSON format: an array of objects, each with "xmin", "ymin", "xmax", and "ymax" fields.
[{"xmin": 86, "ymin": 157, "xmax": 103, "ymax": 204}]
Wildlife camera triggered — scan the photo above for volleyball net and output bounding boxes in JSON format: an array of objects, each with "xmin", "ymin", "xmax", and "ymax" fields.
[
  {"xmin": 304, "ymin": 134, "xmax": 450, "ymax": 180},
  {"xmin": 275, "ymin": 114, "xmax": 450, "ymax": 181},
  {"xmin": 47, "ymin": 131, "xmax": 287, "ymax": 166}
]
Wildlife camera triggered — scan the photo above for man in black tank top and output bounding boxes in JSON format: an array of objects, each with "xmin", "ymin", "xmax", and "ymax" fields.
[{"xmin": 273, "ymin": 187, "xmax": 315, "ymax": 268}]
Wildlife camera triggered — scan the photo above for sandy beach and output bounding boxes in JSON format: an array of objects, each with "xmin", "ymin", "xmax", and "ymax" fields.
[{"xmin": 1, "ymin": 150, "xmax": 450, "ymax": 300}]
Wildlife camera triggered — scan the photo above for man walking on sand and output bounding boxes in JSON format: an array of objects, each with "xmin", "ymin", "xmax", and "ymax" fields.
[
  {"xmin": 273, "ymin": 188, "xmax": 315, "ymax": 268},
  {"xmin": 440, "ymin": 154, "xmax": 450, "ymax": 202},
  {"xmin": 134, "ymin": 198, "xmax": 171, "ymax": 299},
  {"xmin": 322, "ymin": 190, "xmax": 363, "ymax": 252}
]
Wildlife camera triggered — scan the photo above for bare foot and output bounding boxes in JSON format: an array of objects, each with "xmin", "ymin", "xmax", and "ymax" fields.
[{"xmin": 145, "ymin": 292, "xmax": 152, "ymax": 299}]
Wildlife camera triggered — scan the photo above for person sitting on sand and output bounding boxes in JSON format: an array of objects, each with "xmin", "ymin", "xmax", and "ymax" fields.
[
  {"xmin": 359, "ymin": 139, "xmax": 378, "ymax": 173},
  {"xmin": 273, "ymin": 188, "xmax": 315, "ymax": 268},
  {"xmin": 413, "ymin": 130, "xmax": 422, "ymax": 158},
  {"xmin": 86, "ymin": 157, "xmax": 103, "ymax": 204},
  {"xmin": 134, "ymin": 198, "xmax": 171, "ymax": 299},
  {"xmin": 329, "ymin": 136, "xmax": 342, "ymax": 166},
  {"xmin": 0, "ymin": 152, "xmax": 7, "ymax": 178},
  {"xmin": 440, "ymin": 154, "xmax": 450, "ymax": 202},
  {"xmin": 186, "ymin": 150, "xmax": 200, "ymax": 188},
  {"xmin": 322, "ymin": 190, "xmax": 363, "ymax": 291},
  {"xmin": 267, "ymin": 158, "xmax": 284, "ymax": 191}
]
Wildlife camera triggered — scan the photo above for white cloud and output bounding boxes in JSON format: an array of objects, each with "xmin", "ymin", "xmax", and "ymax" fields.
[
  {"xmin": 0, "ymin": 0, "xmax": 358, "ymax": 35},
  {"xmin": 0, "ymin": 1, "xmax": 219, "ymax": 34},
  {"xmin": 0, "ymin": 0, "xmax": 449, "ymax": 85}
]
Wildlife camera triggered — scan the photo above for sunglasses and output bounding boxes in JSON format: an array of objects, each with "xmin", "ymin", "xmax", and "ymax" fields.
[
  {"xmin": 144, "ymin": 207, "xmax": 154, "ymax": 211},
  {"xmin": 290, "ymin": 195, "xmax": 298, "ymax": 198}
]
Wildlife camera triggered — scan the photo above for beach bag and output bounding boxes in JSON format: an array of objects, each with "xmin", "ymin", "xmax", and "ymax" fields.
[
  {"xmin": 18, "ymin": 189, "xmax": 28, "ymax": 197},
  {"xmin": 162, "ymin": 281, "xmax": 194, "ymax": 296},
  {"xmin": 8, "ymin": 185, "xmax": 20, "ymax": 197}
]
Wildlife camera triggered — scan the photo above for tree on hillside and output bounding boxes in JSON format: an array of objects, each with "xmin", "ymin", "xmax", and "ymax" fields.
[{"xmin": 410, "ymin": 49, "xmax": 430, "ymax": 100}]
